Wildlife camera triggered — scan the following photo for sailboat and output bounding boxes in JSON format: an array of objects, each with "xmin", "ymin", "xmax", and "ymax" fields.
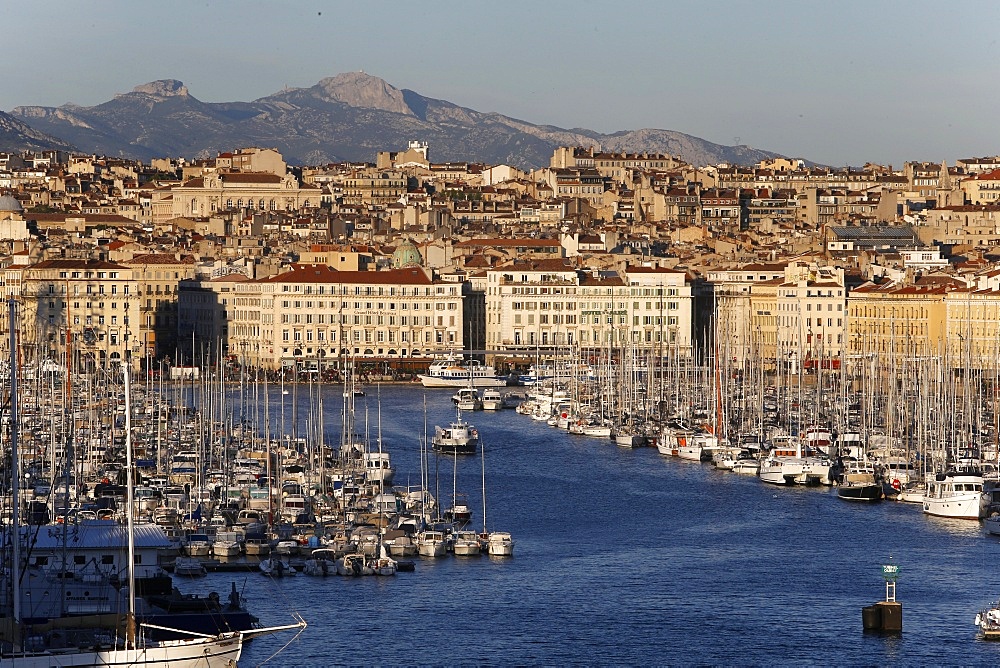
[{"xmin": 0, "ymin": 300, "xmax": 306, "ymax": 666}]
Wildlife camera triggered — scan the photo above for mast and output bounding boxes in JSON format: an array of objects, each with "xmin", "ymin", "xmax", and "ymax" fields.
[
  {"xmin": 9, "ymin": 299, "xmax": 22, "ymax": 646},
  {"xmin": 123, "ymin": 362, "xmax": 137, "ymax": 648}
]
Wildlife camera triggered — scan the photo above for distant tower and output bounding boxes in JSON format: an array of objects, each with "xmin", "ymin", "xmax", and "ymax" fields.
[{"xmin": 408, "ymin": 141, "xmax": 429, "ymax": 161}]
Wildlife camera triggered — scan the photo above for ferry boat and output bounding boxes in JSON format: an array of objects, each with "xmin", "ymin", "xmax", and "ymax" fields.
[{"xmin": 419, "ymin": 355, "xmax": 506, "ymax": 388}]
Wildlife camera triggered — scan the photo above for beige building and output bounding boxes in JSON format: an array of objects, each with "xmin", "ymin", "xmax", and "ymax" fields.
[
  {"xmin": 484, "ymin": 260, "xmax": 693, "ymax": 362},
  {"xmin": 223, "ymin": 265, "xmax": 464, "ymax": 371},
  {"xmin": 20, "ymin": 259, "xmax": 139, "ymax": 368},
  {"xmin": 170, "ymin": 172, "xmax": 320, "ymax": 219},
  {"xmin": 126, "ymin": 254, "xmax": 198, "ymax": 358}
]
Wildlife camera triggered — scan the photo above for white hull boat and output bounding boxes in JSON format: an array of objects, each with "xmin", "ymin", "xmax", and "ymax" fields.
[{"xmin": 923, "ymin": 470, "xmax": 984, "ymax": 519}]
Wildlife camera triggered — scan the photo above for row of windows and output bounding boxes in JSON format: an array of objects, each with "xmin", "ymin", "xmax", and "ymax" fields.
[
  {"xmin": 278, "ymin": 329, "xmax": 456, "ymax": 344},
  {"xmin": 278, "ymin": 285, "xmax": 452, "ymax": 296},
  {"xmin": 277, "ymin": 300, "xmax": 456, "ymax": 311}
]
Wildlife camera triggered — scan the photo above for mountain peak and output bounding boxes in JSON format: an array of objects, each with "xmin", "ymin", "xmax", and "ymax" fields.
[
  {"xmin": 312, "ymin": 72, "xmax": 413, "ymax": 116},
  {"xmin": 130, "ymin": 79, "xmax": 189, "ymax": 98}
]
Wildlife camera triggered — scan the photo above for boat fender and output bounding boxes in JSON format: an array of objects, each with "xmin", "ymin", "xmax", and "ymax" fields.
[{"xmin": 891, "ymin": 479, "xmax": 901, "ymax": 491}]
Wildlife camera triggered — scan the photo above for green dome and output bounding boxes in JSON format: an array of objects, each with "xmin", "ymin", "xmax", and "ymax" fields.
[{"xmin": 391, "ymin": 239, "xmax": 422, "ymax": 268}]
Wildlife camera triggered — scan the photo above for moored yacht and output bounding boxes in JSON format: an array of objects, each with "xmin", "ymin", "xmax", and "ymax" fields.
[{"xmin": 923, "ymin": 467, "xmax": 984, "ymax": 519}]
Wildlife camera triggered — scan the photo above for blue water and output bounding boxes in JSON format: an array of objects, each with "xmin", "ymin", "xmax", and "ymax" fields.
[{"xmin": 185, "ymin": 385, "xmax": 1000, "ymax": 666}]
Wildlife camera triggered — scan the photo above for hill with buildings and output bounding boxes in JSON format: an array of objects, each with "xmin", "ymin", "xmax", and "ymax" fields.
[{"xmin": 9, "ymin": 72, "xmax": 783, "ymax": 168}]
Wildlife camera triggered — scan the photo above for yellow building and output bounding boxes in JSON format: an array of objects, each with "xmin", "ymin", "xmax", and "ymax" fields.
[
  {"xmin": 945, "ymin": 289, "xmax": 1000, "ymax": 364},
  {"xmin": 20, "ymin": 259, "xmax": 139, "ymax": 368},
  {"xmin": 846, "ymin": 281, "xmax": 950, "ymax": 357},
  {"xmin": 126, "ymin": 254, "xmax": 198, "ymax": 358},
  {"xmin": 225, "ymin": 264, "xmax": 463, "ymax": 371}
]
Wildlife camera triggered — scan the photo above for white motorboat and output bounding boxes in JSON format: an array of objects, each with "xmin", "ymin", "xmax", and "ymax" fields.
[
  {"xmin": 481, "ymin": 388, "xmax": 504, "ymax": 411},
  {"xmin": 212, "ymin": 535, "xmax": 242, "ymax": 558},
  {"xmin": 922, "ymin": 468, "xmax": 984, "ymax": 519},
  {"xmin": 184, "ymin": 533, "xmax": 212, "ymax": 557},
  {"xmin": 454, "ymin": 387, "xmax": 483, "ymax": 411},
  {"xmin": 364, "ymin": 451, "xmax": 395, "ymax": 486},
  {"xmin": 432, "ymin": 415, "xmax": 480, "ymax": 454},
  {"xmin": 452, "ymin": 530, "xmax": 482, "ymax": 556},
  {"xmin": 416, "ymin": 530, "xmax": 449, "ymax": 557},
  {"xmin": 975, "ymin": 600, "xmax": 1000, "ymax": 639},
  {"xmin": 419, "ymin": 355, "xmax": 506, "ymax": 388},
  {"xmin": 259, "ymin": 558, "xmax": 296, "ymax": 577},
  {"xmin": 172, "ymin": 556, "xmax": 207, "ymax": 577},
  {"xmin": 731, "ymin": 456, "xmax": 761, "ymax": 476},
  {"xmin": 301, "ymin": 548, "xmax": 338, "ymax": 576},
  {"xmin": 337, "ymin": 553, "xmax": 375, "ymax": 576},
  {"xmin": 486, "ymin": 531, "xmax": 515, "ymax": 556}
]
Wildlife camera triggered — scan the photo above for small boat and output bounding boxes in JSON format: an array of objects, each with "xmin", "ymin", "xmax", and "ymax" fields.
[
  {"xmin": 302, "ymin": 548, "xmax": 338, "ymax": 576},
  {"xmin": 481, "ymin": 388, "xmax": 504, "ymax": 411},
  {"xmin": 172, "ymin": 556, "xmax": 207, "ymax": 577},
  {"xmin": 454, "ymin": 387, "xmax": 483, "ymax": 411},
  {"xmin": 452, "ymin": 530, "xmax": 482, "ymax": 556},
  {"xmin": 337, "ymin": 553, "xmax": 375, "ymax": 576},
  {"xmin": 416, "ymin": 530, "xmax": 448, "ymax": 558},
  {"xmin": 432, "ymin": 415, "xmax": 480, "ymax": 455},
  {"xmin": 837, "ymin": 462, "xmax": 883, "ymax": 502},
  {"xmin": 486, "ymin": 531, "xmax": 515, "ymax": 556},
  {"xmin": 259, "ymin": 558, "xmax": 296, "ymax": 577},
  {"xmin": 923, "ymin": 466, "xmax": 984, "ymax": 519},
  {"xmin": 976, "ymin": 600, "xmax": 1000, "ymax": 639}
]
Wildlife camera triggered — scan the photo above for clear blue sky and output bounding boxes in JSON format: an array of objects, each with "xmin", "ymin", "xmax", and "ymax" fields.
[{"xmin": 6, "ymin": 1, "xmax": 999, "ymax": 167}]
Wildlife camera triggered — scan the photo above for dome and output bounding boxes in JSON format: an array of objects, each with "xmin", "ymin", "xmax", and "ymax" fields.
[
  {"xmin": 391, "ymin": 239, "xmax": 422, "ymax": 268},
  {"xmin": 0, "ymin": 195, "xmax": 22, "ymax": 213}
]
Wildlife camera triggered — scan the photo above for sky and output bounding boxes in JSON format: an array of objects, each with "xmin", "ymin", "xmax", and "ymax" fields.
[{"xmin": 6, "ymin": 1, "xmax": 1000, "ymax": 167}]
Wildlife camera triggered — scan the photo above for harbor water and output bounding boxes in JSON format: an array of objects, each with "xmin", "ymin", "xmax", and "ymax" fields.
[{"xmin": 189, "ymin": 385, "xmax": 1000, "ymax": 666}]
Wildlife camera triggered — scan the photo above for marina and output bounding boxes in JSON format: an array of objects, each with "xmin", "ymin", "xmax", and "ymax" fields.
[{"xmin": 9, "ymin": 341, "xmax": 1000, "ymax": 664}]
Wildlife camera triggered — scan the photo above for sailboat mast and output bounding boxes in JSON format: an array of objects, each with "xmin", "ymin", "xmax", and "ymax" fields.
[
  {"xmin": 8, "ymin": 299, "xmax": 22, "ymax": 636},
  {"xmin": 123, "ymin": 363, "xmax": 137, "ymax": 648}
]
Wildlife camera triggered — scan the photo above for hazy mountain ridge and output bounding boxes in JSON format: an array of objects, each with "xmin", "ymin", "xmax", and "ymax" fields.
[
  {"xmin": 8, "ymin": 72, "xmax": 784, "ymax": 167},
  {"xmin": 0, "ymin": 110, "xmax": 77, "ymax": 153}
]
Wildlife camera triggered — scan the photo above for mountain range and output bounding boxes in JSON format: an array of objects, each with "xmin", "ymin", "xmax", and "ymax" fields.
[{"xmin": 5, "ymin": 72, "xmax": 784, "ymax": 169}]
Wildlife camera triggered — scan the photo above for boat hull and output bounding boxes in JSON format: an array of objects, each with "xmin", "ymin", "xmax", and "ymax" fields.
[
  {"xmin": 419, "ymin": 375, "xmax": 506, "ymax": 388},
  {"xmin": 837, "ymin": 484, "xmax": 883, "ymax": 501}
]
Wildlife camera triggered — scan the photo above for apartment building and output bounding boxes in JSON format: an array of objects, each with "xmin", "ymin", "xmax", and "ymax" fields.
[
  {"xmin": 484, "ymin": 260, "xmax": 693, "ymax": 361},
  {"xmin": 222, "ymin": 264, "xmax": 463, "ymax": 371},
  {"xmin": 20, "ymin": 259, "xmax": 138, "ymax": 367},
  {"xmin": 127, "ymin": 254, "xmax": 198, "ymax": 358},
  {"xmin": 774, "ymin": 265, "xmax": 847, "ymax": 367}
]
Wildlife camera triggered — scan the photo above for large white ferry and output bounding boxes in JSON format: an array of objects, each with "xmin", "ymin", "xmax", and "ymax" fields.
[{"xmin": 418, "ymin": 355, "xmax": 507, "ymax": 388}]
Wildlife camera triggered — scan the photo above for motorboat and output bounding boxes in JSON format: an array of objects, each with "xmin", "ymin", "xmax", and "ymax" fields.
[
  {"xmin": 486, "ymin": 531, "xmax": 515, "ymax": 556},
  {"xmin": 837, "ymin": 462, "xmax": 883, "ymax": 502},
  {"xmin": 452, "ymin": 530, "xmax": 482, "ymax": 556},
  {"xmin": 481, "ymin": 389, "xmax": 504, "ymax": 411},
  {"xmin": 416, "ymin": 530, "xmax": 448, "ymax": 558},
  {"xmin": 419, "ymin": 354, "xmax": 506, "ymax": 388},
  {"xmin": 922, "ymin": 467, "xmax": 984, "ymax": 519},
  {"xmin": 337, "ymin": 553, "xmax": 375, "ymax": 576},
  {"xmin": 976, "ymin": 600, "xmax": 1000, "ymax": 639},
  {"xmin": 301, "ymin": 548, "xmax": 338, "ymax": 576},
  {"xmin": 432, "ymin": 416, "xmax": 480, "ymax": 455},
  {"xmin": 453, "ymin": 387, "xmax": 483, "ymax": 411},
  {"xmin": 364, "ymin": 451, "xmax": 395, "ymax": 486},
  {"xmin": 172, "ymin": 556, "xmax": 207, "ymax": 577},
  {"xmin": 259, "ymin": 558, "xmax": 296, "ymax": 577}
]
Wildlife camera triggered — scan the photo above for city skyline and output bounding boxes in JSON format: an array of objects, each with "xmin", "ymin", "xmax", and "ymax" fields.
[{"xmin": 7, "ymin": 1, "xmax": 1000, "ymax": 168}]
